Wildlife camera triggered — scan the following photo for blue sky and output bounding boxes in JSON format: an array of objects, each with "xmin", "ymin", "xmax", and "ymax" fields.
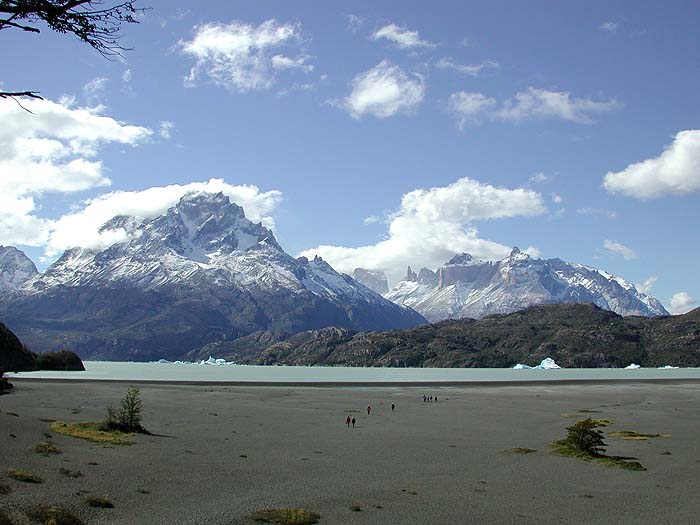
[{"xmin": 1, "ymin": 0, "xmax": 699, "ymax": 313}]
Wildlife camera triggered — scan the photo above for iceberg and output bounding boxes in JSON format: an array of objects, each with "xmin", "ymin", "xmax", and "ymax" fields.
[
  {"xmin": 658, "ymin": 365, "xmax": 679, "ymax": 369},
  {"xmin": 513, "ymin": 358, "xmax": 561, "ymax": 370},
  {"xmin": 624, "ymin": 363, "xmax": 641, "ymax": 369},
  {"xmin": 197, "ymin": 356, "xmax": 234, "ymax": 366}
]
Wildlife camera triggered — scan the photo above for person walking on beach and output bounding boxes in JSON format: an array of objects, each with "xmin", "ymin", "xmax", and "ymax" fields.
[
  {"xmin": 391, "ymin": 403, "xmax": 395, "ymax": 412},
  {"xmin": 346, "ymin": 415, "xmax": 351, "ymax": 428},
  {"xmin": 423, "ymin": 394, "xmax": 427, "ymax": 402},
  {"xmin": 351, "ymin": 417, "xmax": 356, "ymax": 428},
  {"xmin": 367, "ymin": 405, "xmax": 372, "ymax": 415}
]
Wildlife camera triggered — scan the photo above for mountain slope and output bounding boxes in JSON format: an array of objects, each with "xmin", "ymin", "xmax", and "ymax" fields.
[
  {"xmin": 0, "ymin": 192, "xmax": 425, "ymax": 361},
  {"xmin": 196, "ymin": 303, "xmax": 700, "ymax": 368},
  {"xmin": 0, "ymin": 246, "xmax": 38, "ymax": 292},
  {"xmin": 385, "ymin": 249, "xmax": 668, "ymax": 321}
]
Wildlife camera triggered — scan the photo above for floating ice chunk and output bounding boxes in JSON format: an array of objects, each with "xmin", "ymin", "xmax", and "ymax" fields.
[
  {"xmin": 197, "ymin": 356, "xmax": 234, "ymax": 366},
  {"xmin": 658, "ymin": 365, "xmax": 679, "ymax": 369},
  {"xmin": 156, "ymin": 359, "xmax": 170, "ymax": 364},
  {"xmin": 624, "ymin": 363, "xmax": 641, "ymax": 369},
  {"xmin": 512, "ymin": 358, "xmax": 560, "ymax": 369},
  {"xmin": 537, "ymin": 358, "xmax": 561, "ymax": 369}
]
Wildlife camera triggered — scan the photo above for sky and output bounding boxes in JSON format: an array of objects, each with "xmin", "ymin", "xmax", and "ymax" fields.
[{"xmin": 1, "ymin": 0, "xmax": 699, "ymax": 314}]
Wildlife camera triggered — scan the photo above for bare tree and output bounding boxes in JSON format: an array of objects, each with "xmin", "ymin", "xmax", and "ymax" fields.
[{"xmin": 0, "ymin": 1, "xmax": 144, "ymax": 102}]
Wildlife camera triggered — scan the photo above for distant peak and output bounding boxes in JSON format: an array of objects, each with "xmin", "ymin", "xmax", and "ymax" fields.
[
  {"xmin": 510, "ymin": 246, "xmax": 521, "ymax": 256},
  {"xmin": 405, "ymin": 266, "xmax": 418, "ymax": 282},
  {"xmin": 446, "ymin": 253, "xmax": 474, "ymax": 265}
]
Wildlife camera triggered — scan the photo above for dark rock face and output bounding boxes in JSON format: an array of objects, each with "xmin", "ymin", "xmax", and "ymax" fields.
[
  {"xmin": 197, "ymin": 303, "xmax": 700, "ymax": 368},
  {"xmin": 0, "ymin": 192, "xmax": 426, "ymax": 361},
  {"xmin": 0, "ymin": 321, "xmax": 36, "ymax": 372},
  {"xmin": 352, "ymin": 268, "xmax": 389, "ymax": 295},
  {"xmin": 34, "ymin": 350, "xmax": 85, "ymax": 371}
]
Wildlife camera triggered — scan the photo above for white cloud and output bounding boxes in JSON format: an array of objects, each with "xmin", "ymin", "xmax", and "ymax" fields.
[
  {"xmin": 636, "ymin": 275, "xmax": 658, "ymax": 295},
  {"xmin": 603, "ymin": 130, "xmax": 700, "ymax": 199},
  {"xmin": 370, "ymin": 23, "xmax": 435, "ymax": 49},
  {"xmin": 270, "ymin": 54, "xmax": 313, "ymax": 72},
  {"xmin": 446, "ymin": 92, "xmax": 496, "ymax": 129},
  {"xmin": 83, "ymin": 77, "xmax": 108, "ymax": 106},
  {"xmin": 448, "ymin": 87, "xmax": 620, "ymax": 128},
  {"xmin": 178, "ymin": 19, "xmax": 310, "ymax": 92},
  {"xmin": 599, "ymin": 21, "xmax": 618, "ymax": 33},
  {"xmin": 122, "ymin": 69, "xmax": 132, "ymax": 83},
  {"xmin": 46, "ymin": 179, "xmax": 282, "ymax": 257},
  {"xmin": 603, "ymin": 239, "xmax": 639, "ymax": 260},
  {"xmin": 551, "ymin": 193, "xmax": 563, "ymax": 204},
  {"xmin": 0, "ymin": 97, "xmax": 152, "ymax": 247},
  {"xmin": 436, "ymin": 57, "xmax": 499, "ymax": 76},
  {"xmin": 668, "ymin": 292, "xmax": 697, "ymax": 315},
  {"xmin": 159, "ymin": 121, "xmax": 175, "ymax": 139},
  {"xmin": 529, "ymin": 172, "xmax": 551, "ymax": 184},
  {"xmin": 578, "ymin": 207, "xmax": 617, "ymax": 220},
  {"xmin": 363, "ymin": 215, "xmax": 381, "ymax": 225},
  {"xmin": 345, "ymin": 14, "xmax": 365, "ymax": 33},
  {"xmin": 524, "ymin": 246, "xmax": 542, "ymax": 258},
  {"xmin": 337, "ymin": 60, "xmax": 426, "ymax": 119},
  {"xmin": 299, "ymin": 177, "xmax": 546, "ymax": 284}
]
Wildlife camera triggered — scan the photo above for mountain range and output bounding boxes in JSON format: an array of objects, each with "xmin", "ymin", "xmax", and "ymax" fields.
[
  {"xmin": 0, "ymin": 191, "xmax": 673, "ymax": 363},
  {"xmin": 353, "ymin": 249, "xmax": 668, "ymax": 321},
  {"xmin": 0, "ymin": 192, "xmax": 424, "ymax": 360}
]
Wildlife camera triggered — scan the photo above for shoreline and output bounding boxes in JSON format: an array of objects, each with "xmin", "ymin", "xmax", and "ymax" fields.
[{"xmin": 8, "ymin": 375, "xmax": 700, "ymax": 387}]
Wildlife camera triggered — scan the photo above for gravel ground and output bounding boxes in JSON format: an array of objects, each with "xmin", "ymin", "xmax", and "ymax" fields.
[{"xmin": 1, "ymin": 380, "xmax": 699, "ymax": 524}]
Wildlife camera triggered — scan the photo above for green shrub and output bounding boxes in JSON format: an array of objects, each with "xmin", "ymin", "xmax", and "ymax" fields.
[
  {"xmin": 564, "ymin": 418, "xmax": 606, "ymax": 456},
  {"xmin": 252, "ymin": 508, "xmax": 321, "ymax": 524},
  {"xmin": 105, "ymin": 386, "xmax": 144, "ymax": 432}
]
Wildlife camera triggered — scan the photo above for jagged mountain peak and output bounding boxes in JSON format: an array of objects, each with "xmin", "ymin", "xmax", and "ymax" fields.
[
  {"xmin": 0, "ymin": 245, "xmax": 38, "ymax": 292},
  {"xmin": 352, "ymin": 268, "xmax": 389, "ymax": 295},
  {"xmin": 385, "ymin": 250, "xmax": 668, "ymax": 321},
  {"xmin": 446, "ymin": 252, "xmax": 474, "ymax": 265}
]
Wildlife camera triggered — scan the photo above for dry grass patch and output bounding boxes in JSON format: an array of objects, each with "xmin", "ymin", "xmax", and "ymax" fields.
[
  {"xmin": 609, "ymin": 430, "xmax": 670, "ymax": 441},
  {"xmin": 7, "ymin": 468, "xmax": 43, "ymax": 484},
  {"xmin": 0, "ymin": 482, "xmax": 11, "ymax": 495},
  {"xmin": 252, "ymin": 508, "xmax": 321, "ymax": 524},
  {"xmin": 504, "ymin": 447, "xmax": 537, "ymax": 454},
  {"xmin": 26, "ymin": 505, "xmax": 84, "ymax": 525},
  {"xmin": 58, "ymin": 468, "xmax": 83, "ymax": 479},
  {"xmin": 50, "ymin": 422, "xmax": 133, "ymax": 445},
  {"xmin": 34, "ymin": 442, "xmax": 61, "ymax": 456}
]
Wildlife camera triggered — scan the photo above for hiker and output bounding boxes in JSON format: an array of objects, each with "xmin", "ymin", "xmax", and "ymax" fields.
[
  {"xmin": 391, "ymin": 403, "xmax": 395, "ymax": 412},
  {"xmin": 423, "ymin": 394, "xmax": 427, "ymax": 402},
  {"xmin": 345, "ymin": 415, "xmax": 351, "ymax": 428},
  {"xmin": 367, "ymin": 405, "xmax": 371, "ymax": 415},
  {"xmin": 435, "ymin": 396, "xmax": 438, "ymax": 402},
  {"xmin": 351, "ymin": 417, "xmax": 356, "ymax": 428}
]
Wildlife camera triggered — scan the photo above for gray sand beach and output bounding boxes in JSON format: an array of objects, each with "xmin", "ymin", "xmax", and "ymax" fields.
[{"xmin": 1, "ymin": 380, "xmax": 699, "ymax": 524}]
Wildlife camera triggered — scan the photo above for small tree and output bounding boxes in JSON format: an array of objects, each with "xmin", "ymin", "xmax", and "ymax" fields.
[
  {"xmin": 105, "ymin": 385, "xmax": 143, "ymax": 431},
  {"xmin": 564, "ymin": 418, "xmax": 606, "ymax": 456}
]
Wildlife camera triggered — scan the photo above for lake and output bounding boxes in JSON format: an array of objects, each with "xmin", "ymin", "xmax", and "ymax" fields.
[{"xmin": 7, "ymin": 361, "xmax": 700, "ymax": 384}]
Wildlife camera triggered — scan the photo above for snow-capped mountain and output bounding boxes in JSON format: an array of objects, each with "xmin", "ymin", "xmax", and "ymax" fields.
[
  {"xmin": 1, "ymin": 192, "xmax": 425, "ymax": 360},
  {"xmin": 0, "ymin": 246, "xmax": 38, "ymax": 292},
  {"xmin": 352, "ymin": 268, "xmax": 389, "ymax": 295},
  {"xmin": 384, "ymin": 248, "xmax": 669, "ymax": 322}
]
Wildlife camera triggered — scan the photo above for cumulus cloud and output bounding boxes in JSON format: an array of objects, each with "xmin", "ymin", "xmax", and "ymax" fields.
[
  {"xmin": 345, "ymin": 14, "xmax": 365, "ymax": 33},
  {"xmin": 668, "ymin": 292, "xmax": 697, "ymax": 315},
  {"xmin": 529, "ymin": 172, "xmax": 551, "ymax": 184},
  {"xmin": 603, "ymin": 239, "xmax": 638, "ymax": 260},
  {"xmin": 0, "ymin": 97, "xmax": 152, "ymax": 247},
  {"xmin": 435, "ymin": 57, "xmax": 499, "ymax": 76},
  {"xmin": 370, "ymin": 23, "xmax": 435, "ymax": 49},
  {"xmin": 336, "ymin": 60, "xmax": 426, "ymax": 119},
  {"xmin": 448, "ymin": 87, "xmax": 620, "ymax": 128},
  {"xmin": 159, "ymin": 121, "xmax": 175, "ymax": 139},
  {"xmin": 603, "ymin": 130, "xmax": 700, "ymax": 199},
  {"xmin": 122, "ymin": 69, "xmax": 132, "ymax": 83},
  {"xmin": 46, "ymin": 179, "xmax": 282, "ymax": 257},
  {"xmin": 299, "ymin": 177, "xmax": 546, "ymax": 284},
  {"xmin": 178, "ymin": 19, "xmax": 311, "ymax": 92},
  {"xmin": 636, "ymin": 275, "xmax": 658, "ymax": 295},
  {"xmin": 446, "ymin": 92, "xmax": 496, "ymax": 129},
  {"xmin": 551, "ymin": 193, "xmax": 563, "ymax": 204}
]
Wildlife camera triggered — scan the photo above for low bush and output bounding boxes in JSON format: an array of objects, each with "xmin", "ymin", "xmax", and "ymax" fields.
[
  {"xmin": 252, "ymin": 508, "xmax": 321, "ymax": 525},
  {"xmin": 105, "ymin": 386, "xmax": 145, "ymax": 433},
  {"xmin": 26, "ymin": 505, "xmax": 84, "ymax": 525},
  {"xmin": 7, "ymin": 468, "xmax": 43, "ymax": 484}
]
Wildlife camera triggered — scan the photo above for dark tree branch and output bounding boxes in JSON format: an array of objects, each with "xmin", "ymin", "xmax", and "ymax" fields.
[{"xmin": 0, "ymin": 90, "xmax": 43, "ymax": 99}]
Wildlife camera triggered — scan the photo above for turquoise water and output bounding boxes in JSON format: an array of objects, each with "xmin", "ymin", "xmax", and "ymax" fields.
[{"xmin": 7, "ymin": 361, "xmax": 700, "ymax": 384}]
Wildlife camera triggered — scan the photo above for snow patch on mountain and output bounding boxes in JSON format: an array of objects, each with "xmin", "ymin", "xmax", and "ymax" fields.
[{"xmin": 0, "ymin": 246, "xmax": 38, "ymax": 292}]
